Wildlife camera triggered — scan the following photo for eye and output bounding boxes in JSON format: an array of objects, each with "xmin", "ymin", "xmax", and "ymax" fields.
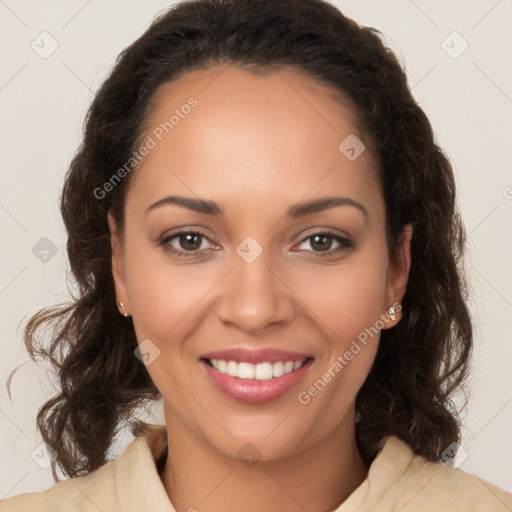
[
  {"xmin": 295, "ymin": 231, "xmax": 353, "ymax": 257},
  {"xmin": 159, "ymin": 230, "xmax": 218, "ymax": 257},
  {"xmin": 159, "ymin": 229, "xmax": 352, "ymax": 259}
]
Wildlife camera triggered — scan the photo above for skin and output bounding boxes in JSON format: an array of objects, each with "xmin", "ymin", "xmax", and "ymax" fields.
[{"xmin": 109, "ymin": 65, "xmax": 412, "ymax": 512}]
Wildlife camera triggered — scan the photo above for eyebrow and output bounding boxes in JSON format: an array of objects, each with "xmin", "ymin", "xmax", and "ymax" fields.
[
  {"xmin": 146, "ymin": 196, "xmax": 222, "ymax": 216},
  {"xmin": 145, "ymin": 195, "xmax": 368, "ymax": 219}
]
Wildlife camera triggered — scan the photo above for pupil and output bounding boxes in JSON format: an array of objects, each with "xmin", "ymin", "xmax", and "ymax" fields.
[
  {"xmin": 312, "ymin": 234, "xmax": 331, "ymax": 251},
  {"xmin": 180, "ymin": 233, "xmax": 201, "ymax": 250}
]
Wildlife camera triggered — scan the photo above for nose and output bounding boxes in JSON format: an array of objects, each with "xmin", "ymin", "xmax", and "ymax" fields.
[{"xmin": 216, "ymin": 254, "xmax": 296, "ymax": 334}]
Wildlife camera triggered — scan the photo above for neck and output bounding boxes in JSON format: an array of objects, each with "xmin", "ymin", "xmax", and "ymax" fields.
[{"xmin": 160, "ymin": 414, "xmax": 368, "ymax": 512}]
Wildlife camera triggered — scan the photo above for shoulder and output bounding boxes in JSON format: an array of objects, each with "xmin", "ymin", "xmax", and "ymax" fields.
[
  {"xmin": 0, "ymin": 425, "xmax": 169, "ymax": 512},
  {"xmin": 360, "ymin": 436, "xmax": 512, "ymax": 512},
  {"xmin": 0, "ymin": 456, "xmax": 120, "ymax": 512}
]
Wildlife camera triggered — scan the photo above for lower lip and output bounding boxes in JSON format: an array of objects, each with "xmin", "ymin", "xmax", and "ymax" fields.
[{"xmin": 201, "ymin": 359, "xmax": 313, "ymax": 404}]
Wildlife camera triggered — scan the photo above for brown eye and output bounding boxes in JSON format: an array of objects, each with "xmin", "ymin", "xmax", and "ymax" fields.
[
  {"xmin": 295, "ymin": 231, "xmax": 353, "ymax": 258},
  {"xmin": 178, "ymin": 232, "xmax": 203, "ymax": 251},
  {"xmin": 309, "ymin": 234, "xmax": 333, "ymax": 252},
  {"xmin": 159, "ymin": 230, "xmax": 219, "ymax": 258}
]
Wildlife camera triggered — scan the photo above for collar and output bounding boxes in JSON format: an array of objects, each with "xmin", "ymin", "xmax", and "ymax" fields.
[
  {"xmin": 114, "ymin": 425, "xmax": 414, "ymax": 512},
  {"xmin": 115, "ymin": 424, "xmax": 175, "ymax": 511}
]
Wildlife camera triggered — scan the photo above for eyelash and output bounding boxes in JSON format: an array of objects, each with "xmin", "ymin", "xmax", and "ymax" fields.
[{"xmin": 158, "ymin": 229, "xmax": 353, "ymax": 259}]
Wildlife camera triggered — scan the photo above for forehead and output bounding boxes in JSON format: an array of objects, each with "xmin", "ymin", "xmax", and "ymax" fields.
[{"xmin": 127, "ymin": 65, "xmax": 381, "ymax": 216}]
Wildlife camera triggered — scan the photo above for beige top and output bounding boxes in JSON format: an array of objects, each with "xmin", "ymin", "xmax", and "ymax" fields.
[{"xmin": 1, "ymin": 425, "xmax": 511, "ymax": 511}]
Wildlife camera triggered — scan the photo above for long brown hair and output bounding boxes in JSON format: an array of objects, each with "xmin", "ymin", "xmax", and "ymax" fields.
[{"xmin": 9, "ymin": 0, "xmax": 472, "ymax": 481}]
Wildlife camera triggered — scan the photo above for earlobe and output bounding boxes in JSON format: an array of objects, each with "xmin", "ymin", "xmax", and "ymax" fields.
[{"xmin": 383, "ymin": 223, "xmax": 413, "ymax": 328}]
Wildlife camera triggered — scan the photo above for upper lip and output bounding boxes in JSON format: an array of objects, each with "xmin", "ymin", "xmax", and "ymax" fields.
[{"xmin": 200, "ymin": 348, "xmax": 313, "ymax": 364}]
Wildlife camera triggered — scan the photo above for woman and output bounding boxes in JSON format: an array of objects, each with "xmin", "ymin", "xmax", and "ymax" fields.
[{"xmin": 2, "ymin": 0, "xmax": 511, "ymax": 510}]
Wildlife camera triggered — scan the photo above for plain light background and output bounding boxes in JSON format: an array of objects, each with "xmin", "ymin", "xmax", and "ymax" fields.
[{"xmin": 1, "ymin": 0, "xmax": 511, "ymax": 499}]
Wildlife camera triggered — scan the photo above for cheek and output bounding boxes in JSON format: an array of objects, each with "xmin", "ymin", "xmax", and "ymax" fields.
[
  {"xmin": 326, "ymin": 261, "xmax": 387, "ymax": 379},
  {"xmin": 292, "ymin": 254, "xmax": 388, "ymax": 342},
  {"xmin": 293, "ymin": 252, "xmax": 388, "ymax": 417},
  {"xmin": 123, "ymin": 246, "xmax": 214, "ymax": 410},
  {"xmin": 332, "ymin": 265, "xmax": 387, "ymax": 336},
  {"xmin": 124, "ymin": 241, "xmax": 214, "ymax": 341}
]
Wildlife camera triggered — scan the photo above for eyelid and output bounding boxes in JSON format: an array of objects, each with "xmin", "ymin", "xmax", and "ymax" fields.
[
  {"xmin": 295, "ymin": 226, "xmax": 352, "ymax": 242},
  {"xmin": 292, "ymin": 226, "xmax": 352, "ymax": 245}
]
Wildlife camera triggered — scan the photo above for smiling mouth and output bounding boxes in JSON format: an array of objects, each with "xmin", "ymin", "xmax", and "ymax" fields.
[{"xmin": 202, "ymin": 358, "xmax": 313, "ymax": 380}]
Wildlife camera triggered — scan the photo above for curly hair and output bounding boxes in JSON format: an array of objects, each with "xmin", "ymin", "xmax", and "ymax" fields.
[{"xmin": 10, "ymin": 0, "xmax": 472, "ymax": 481}]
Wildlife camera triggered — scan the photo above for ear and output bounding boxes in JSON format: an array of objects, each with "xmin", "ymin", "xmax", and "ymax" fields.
[
  {"xmin": 108, "ymin": 211, "xmax": 129, "ymax": 313},
  {"xmin": 382, "ymin": 223, "xmax": 413, "ymax": 328}
]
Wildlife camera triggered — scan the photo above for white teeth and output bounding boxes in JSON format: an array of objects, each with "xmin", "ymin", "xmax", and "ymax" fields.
[
  {"xmin": 237, "ymin": 362, "xmax": 255, "ymax": 379},
  {"xmin": 208, "ymin": 359, "xmax": 306, "ymax": 380},
  {"xmin": 272, "ymin": 361, "xmax": 284, "ymax": 378},
  {"xmin": 255, "ymin": 362, "xmax": 273, "ymax": 380},
  {"xmin": 226, "ymin": 360, "xmax": 238, "ymax": 377}
]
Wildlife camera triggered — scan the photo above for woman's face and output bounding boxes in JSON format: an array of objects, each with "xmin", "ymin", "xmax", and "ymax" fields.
[{"xmin": 109, "ymin": 65, "xmax": 412, "ymax": 462}]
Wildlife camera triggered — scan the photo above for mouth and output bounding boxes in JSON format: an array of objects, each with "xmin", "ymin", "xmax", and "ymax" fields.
[
  {"xmin": 202, "ymin": 358, "xmax": 310, "ymax": 380},
  {"xmin": 199, "ymin": 348, "xmax": 314, "ymax": 404}
]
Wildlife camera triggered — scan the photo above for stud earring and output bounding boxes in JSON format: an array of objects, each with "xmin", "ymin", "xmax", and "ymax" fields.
[
  {"xmin": 119, "ymin": 301, "xmax": 129, "ymax": 317},
  {"xmin": 387, "ymin": 305, "xmax": 397, "ymax": 321}
]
